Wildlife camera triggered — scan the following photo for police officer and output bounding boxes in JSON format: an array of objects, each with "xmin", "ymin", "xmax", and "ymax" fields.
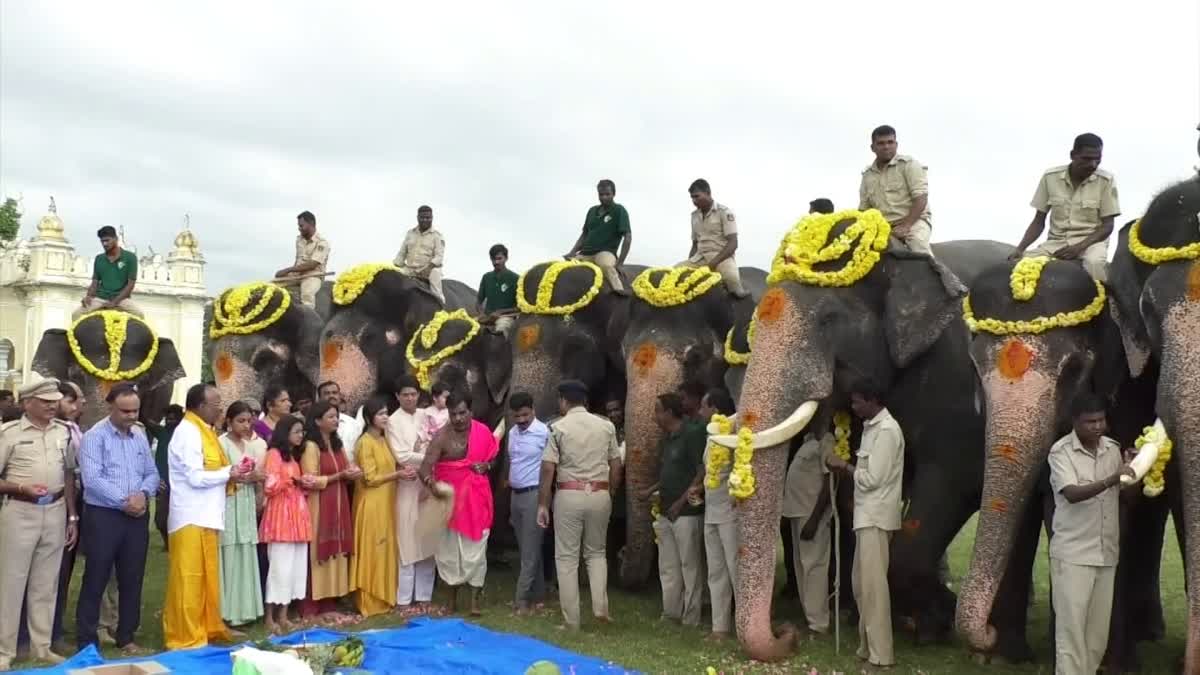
[
  {"xmin": 858, "ymin": 124, "xmax": 933, "ymax": 256},
  {"xmin": 536, "ymin": 380, "xmax": 623, "ymax": 630},
  {"xmin": 678, "ymin": 179, "xmax": 748, "ymax": 298},
  {"xmin": 0, "ymin": 379, "xmax": 78, "ymax": 669},
  {"xmin": 275, "ymin": 210, "xmax": 330, "ymax": 309}
]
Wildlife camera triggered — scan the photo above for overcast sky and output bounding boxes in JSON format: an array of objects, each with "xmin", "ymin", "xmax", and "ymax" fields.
[{"xmin": 2, "ymin": 1, "xmax": 1198, "ymax": 295}]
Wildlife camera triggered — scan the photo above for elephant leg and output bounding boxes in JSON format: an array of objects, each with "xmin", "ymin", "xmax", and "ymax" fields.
[
  {"xmin": 1103, "ymin": 494, "xmax": 1169, "ymax": 673},
  {"xmin": 988, "ymin": 495, "xmax": 1041, "ymax": 663},
  {"xmin": 780, "ymin": 517, "xmax": 797, "ymax": 596}
]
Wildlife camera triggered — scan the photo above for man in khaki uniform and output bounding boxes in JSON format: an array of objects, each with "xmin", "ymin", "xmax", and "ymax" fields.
[
  {"xmin": 1047, "ymin": 394, "xmax": 1134, "ymax": 675},
  {"xmin": 536, "ymin": 380, "xmax": 623, "ymax": 630},
  {"xmin": 0, "ymin": 379, "xmax": 78, "ymax": 669},
  {"xmin": 783, "ymin": 425, "xmax": 833, "ymax": 634},
  {"xmin": 1010, "ymin": 133, "xmax": 1120, "ymax": 282},
  {"xmin": 394, "ymin": 205, "xmax": 446, "ymax": 304},
  {"xmin": 678, "ymin": 179, "xmax": 748, "ymax": 298},
  {"xmin": 858, "ymin": 124, "xmax": 933, "ymax": 256},
  {"xmin": 826, "ymin": 380, "xmax": 903, "ymax": 669},
  {"xmin": 275, "ymin": 210, "xmax": 330, "ymax": 308}
]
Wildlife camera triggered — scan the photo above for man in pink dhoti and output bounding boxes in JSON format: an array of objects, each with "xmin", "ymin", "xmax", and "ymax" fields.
[{"xmin": 419, "ymin": 391, "xmax": 498, "ymax": 616}]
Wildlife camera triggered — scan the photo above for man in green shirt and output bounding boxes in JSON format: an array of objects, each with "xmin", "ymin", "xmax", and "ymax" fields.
[
  {"xmin": 565, "ymin": 179, "xmax": 632, "ymax": 295},
  {"xmin": 75, "ymin": 226, "xmax": 144, "ymax": 321},
  {"xmin": 476, "ymin": 244, "xmax": 520, "ymax": 337}
]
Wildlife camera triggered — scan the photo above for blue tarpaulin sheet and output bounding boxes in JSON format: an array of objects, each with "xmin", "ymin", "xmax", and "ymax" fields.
[{"xmin": 14, "ymin": 618, "xmax": 638, "ymax": 674}]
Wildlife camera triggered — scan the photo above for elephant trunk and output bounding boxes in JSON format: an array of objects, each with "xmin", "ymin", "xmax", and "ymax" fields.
[
  {"xmin": 956, "ymin": 363, "xmax": 1056, "ymax": 652},
  {"xmin": 618, "ymin": 343, "xmax": 684, "ymax": 587},
  {"xmin": 320, "ymin": 335, "xmax": 376, "ymax": 412},
  {"xmin": 509, "ymin": 346, "xmax": 559, "ymax": 421}
]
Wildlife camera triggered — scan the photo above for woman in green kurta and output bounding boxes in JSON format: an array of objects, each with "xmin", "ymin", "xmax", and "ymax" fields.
[{"xmin": 218, "ymin": 401, "xmax": 267, "ymax": 626}]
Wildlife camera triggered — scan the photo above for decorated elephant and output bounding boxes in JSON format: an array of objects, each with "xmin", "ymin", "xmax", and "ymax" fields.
[
  {"xmin": 404, "ymin": 309, "xmax": 512, "ymax": 428},
  {"xmin": 208, "ymin": 281, "xmax": 326, "ymax": 410},
  {"xmin": 708, "ymin": 207, "xmax": 1023, "ymax": 661},
  {"xmin": 319, "ymin": 263, "xmax": 477, "ymax": 411},
  {"xmin": 617, "ymin": 264, "xmax": 765, "ymax": 587},
  {"xmin": 32, "ymin": 310, "xmax": 186, "ymax": 429}
]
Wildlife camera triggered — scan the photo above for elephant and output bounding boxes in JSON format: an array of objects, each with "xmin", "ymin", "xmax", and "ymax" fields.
[
  {"xmin": 718, "ymin": 215, "xmax": 1023, "ymax": 661},
  {"xmin": 404, "ymin": 309, "xmax": 512, "ymax": 428},
  {"xmin": 32, "ymin": 311, "xmax": 186, "ymax": 429},
  {"xmin": 208, "ymin": 281, "xmax": 326, "ymax": 411},
  {"xmin": 318, "ymin": 264, "xmax": 476, "ymax": 412},
  {"xmin": 618, "ymin": 265, "xmax": 766, "ymax": 588}
]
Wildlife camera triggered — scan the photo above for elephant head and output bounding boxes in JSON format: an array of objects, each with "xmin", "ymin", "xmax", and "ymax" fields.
[
  {"xmin": 208, "ymin": 282, "xmax": 324, "ymax": 410},
  {"xmin": 405, "ymin": 309, "xmax": 512, "ymax": 425},
  {"xmin": 509, "ymin": 260, "xmax": 642, "ymax": 419},
  {"xmin": 616, "ymin": 265, "xmax": 764, "ymax": 588},
  {"xmin": 32, "ymin": 310, "xmax": 186, "ymax": 428},
  {"xmin": 1106, "ymin": 175, "xmax": 1200, "ymax": 668},
  {"xmin": 721, "ymin": 211, "xmax": 966, "ymax": 660},
  {"xmin": 319, "ymin": 264, "xmax": 474, "ymax": 412},
  {"xmin": 953, "ymin": 258, "xmax": 1109, "ymax": 652}
]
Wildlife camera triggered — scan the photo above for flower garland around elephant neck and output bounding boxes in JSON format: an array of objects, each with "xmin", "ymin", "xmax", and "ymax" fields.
[
  {"xmin": 767, "ymin": 209, "xmax": 892, "ymax": 288},
  {"xmin": 962, "ymin": 281, "xmax": 1106, "ymax": 336},
  {"xmin": 703, "ymin": 414, "xmax": 734, "ymax": 489},
  {"xmin": 210, "ymin": 282, "xmax": 291, "ymax": 339},
  {"xmin": 723, "ymin": 312, "xmax": 756, "ymax": 366},
  {"xmin": 333, "ymin": 263, "xmax": 399, "ymax": 306},
  {"xmin": 405, "ymin": 309, "xmax": 480, "ymax": 390},
  {"xmin": 1010, "ymin": 256, "xmax": 1051, "ymax": 301},
  {"xmin": 632, "ymin": 266, "xmax": 722, "ymax": 307},
  {"xmin": 1128, "ymin": 218, "xmax": 1200, "ymax": 265},
  {"xmin": 516, "ymin": 260, "xmax": 603, "ymax": 316},
  {"xmin": 1136, "ymin": 423, "xmax": 1173, "ymax": 498},
  {"xmin": 68, "ymin": 310, "xmax": 159, "ymax": 381},
  {"xmin": 833, "ymin": 411, "xmax": 852, "ymax": 461},
  {"xmin": 727, "ymin": 426, "xmax": 756, "ymax": 500}
]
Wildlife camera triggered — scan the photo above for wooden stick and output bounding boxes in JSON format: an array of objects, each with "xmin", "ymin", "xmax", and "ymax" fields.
[{"xmin": 266, "ymin": 271, "xmax": 335, "ymax": 286}]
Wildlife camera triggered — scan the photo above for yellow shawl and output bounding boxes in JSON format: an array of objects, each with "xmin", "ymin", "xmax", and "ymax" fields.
[{"xmin": 185, "ymin": 411, "xmax": 233, "ymax": 495}]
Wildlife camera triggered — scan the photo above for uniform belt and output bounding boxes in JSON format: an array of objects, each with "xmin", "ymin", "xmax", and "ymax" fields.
[
  {"xmin": 557, "ymin": 481, "xmax": 609, "ymax": 493},
  {"xmin": 8, "ymin": 490, "xmax": 64, "ymax": 505},
  {"xmin": 511, "ymin": 485, "xmax": 539, "ymax": 494}
]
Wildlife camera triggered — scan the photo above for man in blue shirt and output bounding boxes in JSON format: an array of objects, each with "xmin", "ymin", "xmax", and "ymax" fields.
[
  {"xmin": 504, "ymin": 392, "xmax": 550, "ymax": 615},
  {"xmin": 76, "ymin": 383, "xmax": 158, "ymax": 653}
]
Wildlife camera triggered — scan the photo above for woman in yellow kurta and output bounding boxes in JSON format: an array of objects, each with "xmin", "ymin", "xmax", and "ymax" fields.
[
  {"xmin": 350, "ymin": 396, "xmax": 404, "ymax": 616},
  {"xmin": 300, "ymin": 401, "xmax": 361, "ymax": 619}
]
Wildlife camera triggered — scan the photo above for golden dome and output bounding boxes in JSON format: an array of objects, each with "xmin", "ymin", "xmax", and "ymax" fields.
[
  {"xmin": 34, "ymin": 197, "xmax": 67, "ymax": 242},
  {"xmin": 171, "ymin": 215, "xmax": 201, "ymax": 259}
]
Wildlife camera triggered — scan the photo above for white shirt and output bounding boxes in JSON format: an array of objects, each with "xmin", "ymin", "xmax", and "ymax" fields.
[
  {"xmin": 167, "ymin": 417, "xmax": 232, "ymax": 534},
  {"xmin": 852, "ymin": 408, "xmax": 905, "ymax": 532},
  {"xmin": 338, "ymin": 412, "xmax": 362, "ymax": 463},
  {"xmin": 386, "ymin": 408, "xmax": 421, "ymax": 466}
]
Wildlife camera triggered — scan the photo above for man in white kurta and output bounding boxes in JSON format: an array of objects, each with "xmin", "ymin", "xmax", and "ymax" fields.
[{"xmin": 386, "ymin": 377, "xmax": 438, "ymax": 607}]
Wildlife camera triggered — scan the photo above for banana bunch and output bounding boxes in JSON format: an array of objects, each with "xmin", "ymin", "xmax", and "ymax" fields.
[{"xmin": 331, "ymin": 637, "xmax": 365, "ymax": 667}]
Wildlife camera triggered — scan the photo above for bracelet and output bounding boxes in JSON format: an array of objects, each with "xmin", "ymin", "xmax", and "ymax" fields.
[{"xmin": 68, "ymin": 515, "xmax": 80, "ymax": 522}]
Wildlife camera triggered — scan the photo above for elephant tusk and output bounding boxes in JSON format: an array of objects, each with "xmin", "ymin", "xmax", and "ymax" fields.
[
  {"xmin": 705, "ymin": 413, "xmax": 739, "ymax": 436},
  {"xmin": 1120, "ymin": 417, "xmax": 1165, "ymax": 485},
  {"xmin": 493, "ymin": 417, "xmax": 507, "ymax": 441},
  {"xmin": 709, "ymin": 400, "xmax": 819, "ymax": 449}
]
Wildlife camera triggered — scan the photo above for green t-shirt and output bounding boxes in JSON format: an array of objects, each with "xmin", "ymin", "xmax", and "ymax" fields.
[
  {"xmin": 477, "ymin": 269, "xmax": 520, "ymax": 312},
  {"xmin": 658, "ymin": 419, "xmax": 707, "ymax": 519},
  {"xmin": 580, "ymin": 203, "xmax": 631, "ymax": 255},
  {"xmin": 93, "ymin": 249, "xmax": 138, "ymax": 300}
]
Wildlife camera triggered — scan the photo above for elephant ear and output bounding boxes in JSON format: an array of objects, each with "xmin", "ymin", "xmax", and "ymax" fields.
[
  {"xmin": 31, "ymin": 329, "xmax": 71, "ymax": 381},
  {"xmin": 482, "ymin": 331, "xmax": 512, "ymax": 406},
  {"xmin": 1107, "ymin": 221, "xmax": 1154, "ymax": 378},
  {"xmin": 139, "ymin": 337, "xmax": 186, "ymax": 391},
  {"xmin": 882, "ymin": 247, "xmax": 967, "ymax": 368},
  {"xmin": 293, "ymin": 304, "xmax": 325, "ymax": 387}
]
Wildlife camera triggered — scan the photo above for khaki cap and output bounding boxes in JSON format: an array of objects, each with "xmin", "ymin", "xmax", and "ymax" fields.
[{"xmin": 19, "ymin": 377, "xmax": 63, "ymax": 402}]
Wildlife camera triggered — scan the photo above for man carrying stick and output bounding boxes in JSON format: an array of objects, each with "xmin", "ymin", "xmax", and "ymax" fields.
[{"xmin": 275, "ymin": 211, "xmax": 330, "ymax": 309}]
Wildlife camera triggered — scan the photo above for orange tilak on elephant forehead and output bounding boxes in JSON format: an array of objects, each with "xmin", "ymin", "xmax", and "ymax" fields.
[
  {"xmin": 756, "ymin": 287, "xmax": 787, "ymax": 325},
  {"xmin": 1187, "ymin": 260, "xmax": 1200, "ymax": 301},
  {"xmin": 995, "ymin": 338, "xmax": 1033, "ymax": 381},
  {"xmin": 214, "ymin": 352, "xmax": 234, "ymax": 383},
  {"xmin": 516, "ymin": 324, "xmax": 540, "ymax": 353},
  {"xmin": 993, "ymin": 444, "xmax": 1020, "ymax": 465},
  {"xmin": 631, "ymin": 343, "xmax": 657, "ymax": 375},
  {"xmin": 96, "ymin": 380, "xmax": 113, "ymax": 399},
  {"xmin": 322, "ymin": 340, "xmax": 342, "ymax": 368}
]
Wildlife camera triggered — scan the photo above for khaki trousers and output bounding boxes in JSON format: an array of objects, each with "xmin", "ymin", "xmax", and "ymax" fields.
[
  {"xmin": 677, "ymin": 256, "xmax": 746, "ymax": 297},
  {"xmin": 654, "ymin": 515, "xmax": 704, "ymax": 626},
  {"xmin": 895, "ymin": 218, "xmax": 933, "ymax": 256},
  {"xmin": 789, "ymin": 516, "xmax": 832, "ymax": 632},
  {"xmin": 0, "ymin": 499, "xmax": 66, "ymax": 665},
  {"xmin": 852, "ymin": 526, "xmax": 894, "ymax": 667},
  {"xmin": 553, "ymin": 489, "xmax": 611, "ymax": 627},
  {"xmin": 575, "ymin": 252, "xmax": 624, "ymax": 292},
  {"xmin": 1050, "ymin": 558, "xmax": 1115, "ymax": 675},
  {"xmin": 1026, "ymin": 240, "xmax": 1108, "ymax": 283},
  {"xmin": 703, "ymin": 521, "xmax": 737, "ymax": 634},
  {"xmin": 72, "ymin": 297, "xmax": 145, "ymax": 321},
  {"xmin": 398, "ymin": 266, "xmax": 445, "ymax": 304}
]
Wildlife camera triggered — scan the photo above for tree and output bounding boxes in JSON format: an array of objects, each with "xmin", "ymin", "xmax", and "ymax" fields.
[{"xmin": 0, "ymin": 198, "xmax": 20, "ymax": 242}]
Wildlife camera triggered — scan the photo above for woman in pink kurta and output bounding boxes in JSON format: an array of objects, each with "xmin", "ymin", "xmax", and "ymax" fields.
[{"xmin": 259, "ymin": 415, "xmax": 313, "ymax": 634}]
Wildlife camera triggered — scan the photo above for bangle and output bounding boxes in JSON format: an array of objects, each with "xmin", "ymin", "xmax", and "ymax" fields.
[{"xmin": 68, "ymin": 515, "xmax": 79, "ymax": 522}]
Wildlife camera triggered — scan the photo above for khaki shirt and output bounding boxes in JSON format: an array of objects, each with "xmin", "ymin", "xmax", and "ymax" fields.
[
  {"xmin": 1031, "ymin": 166, "xmax": 1121, "ymax": 244},
  {"xmin": 0, "ymin": 416, "xmax": 71, "ymax": 493},
  {"xmin": 1048, "ymin": 431, "xmax": 1121, "ymax": 567},
  {"xmin": 690, "ymin": 202, "xmax": 738, "ymax": 259},
  {"xmin": 852, "ymin": 408, "xmax": 905, "ymax": 531},
  {"xmin": 394, "ymin": 227, "xmax": 445, "ymax": 272},
  {"xmin": 783, "ymin": 432, "xmax": 833, "ymax": 520},
  {"xmin": 543, "ymin": 406, "xmax": 620, "ymax": 483},
  {"xmin": 858, "ymin": 155, "xmax": 932, "ymax": 225},
  {"xmin": 294, "ymin": 233, "xmax": 331, "ymax": 272}
]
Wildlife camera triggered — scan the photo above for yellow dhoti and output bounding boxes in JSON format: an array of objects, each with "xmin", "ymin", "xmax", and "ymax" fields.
[{"xmin": 163, "ymin": 525, "xmax": 230, "ymax": 650}]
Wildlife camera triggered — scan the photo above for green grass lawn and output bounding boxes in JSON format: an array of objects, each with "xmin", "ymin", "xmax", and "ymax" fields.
[{"xmin": 19, "ymin": 512, "xmax": 1187, "ymax": 674}]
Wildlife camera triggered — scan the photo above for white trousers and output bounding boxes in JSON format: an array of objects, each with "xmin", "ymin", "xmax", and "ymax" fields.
[
  {"xmin": 704, "ymin": 521, "xmax": 738, "ymax": 634},
  {"xmin": 265, "ymin": 542, "xmax": 307, "ymax": 605},
  {"xmin": 397, "ymin": 557, "xmax": 436, "ymax": 605}
]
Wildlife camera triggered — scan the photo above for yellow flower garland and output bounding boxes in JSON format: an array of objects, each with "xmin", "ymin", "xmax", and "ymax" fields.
[
  {"xmin": 1128, "ymin": 218, "xmax": 1200, "ymax": 265},
  {"xmin": 405, "ymin": 309, "xmax": 481, "ymax": 390},
  {"xmin": 962, "ymin": 281, "xmax": 1106, "ymax": 336},
  {"xmin": 516, "ymin": 260, "xmax": 604, "ymax": 316},
  {"xmin": 210, "ymin": 282, "xmax": 291, "ymax": 339},
  {"xmin": 1136, "ymin": 424, "xmax": 1174, "ymax": 498},
  {"xmin": 833, "ymin": 410, "xmax": 852, "ymax": 461},
  {"xmin": 767, "ymin": 209, "xmax": 892, "ymax": 287},
  {"xmin": 727, "ymin": 426, "xmax": 756, "ymax": 500},
  {"xmin": 1010, "ymin": 256, "xmax": 1051, "ymax": 301},
  {"xmin": 703, "ymin": 414, "xmax": 734, "ymax": 489},
  {"xmin": 67, "ymin": 310, "xmax": 159, "ymax": 381},
  {"xmin": 723, "ymin": 312, "xmax": 757, "ymax": 366},
  {"xmin": 333, "ymin": 263, "xmax": 399, "ymax": 306},
  {"xmin": 631, "ymin": 266, "xmax": 723, "ymax": 307}
]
